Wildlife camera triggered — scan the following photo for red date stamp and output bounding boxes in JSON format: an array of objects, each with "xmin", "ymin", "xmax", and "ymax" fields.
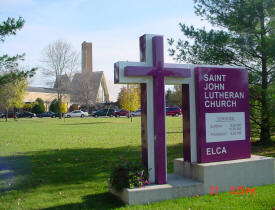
[{"xmin": 210, "ymin": 186, "xmax": 255, "ymax": 195}]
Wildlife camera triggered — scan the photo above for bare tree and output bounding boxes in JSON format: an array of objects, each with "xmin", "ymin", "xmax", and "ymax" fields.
[{"xmin": 41, "ymin": 40, "xmax": 79, "ymax": 117}]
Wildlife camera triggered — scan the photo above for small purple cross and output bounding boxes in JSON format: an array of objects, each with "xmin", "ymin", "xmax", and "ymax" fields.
[{"xmin": 125, "ymin": 36, "xmax": 190, "ymax": 184}]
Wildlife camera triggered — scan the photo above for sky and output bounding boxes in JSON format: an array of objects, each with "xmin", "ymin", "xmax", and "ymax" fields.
[{"xmin": 0, "ymin": 0, "xmax": 211, "ymax": 101}]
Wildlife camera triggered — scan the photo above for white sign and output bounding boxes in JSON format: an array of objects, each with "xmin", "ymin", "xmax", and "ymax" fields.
[{"xmin": 205, "ymin": 112, "xmax": 245, "ymax": 143}]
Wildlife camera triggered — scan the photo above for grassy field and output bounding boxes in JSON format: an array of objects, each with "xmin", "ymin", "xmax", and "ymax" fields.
[{"xmin": 0, "ymin": 117, "xmax": 274, "ymax": 210}]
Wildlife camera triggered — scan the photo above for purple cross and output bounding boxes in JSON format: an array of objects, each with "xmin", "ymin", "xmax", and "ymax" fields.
[{"xmin": 125, "ymin": 36, "xmax": 190, "ymax": 184}]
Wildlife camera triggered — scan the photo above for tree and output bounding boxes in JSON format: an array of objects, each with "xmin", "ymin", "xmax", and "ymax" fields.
[
  {"xmin": 165, "ymin": 86, "xmax": 182, "ymax": 107},
  {"xmin": 31, "ymin": 98, "xmax": 45, "ymax": 114},
  {"xmin": 0, "ymin": 78, "xmax": 27, "ymax": 121},
  {"xmin": 23, "ymin": 103, "xmax": 33, "ymax": 111},
  {"xmin": 168, "ymin": 0, "xmax": 275, "ymax": 144},
  {"xmin": 59, "ymin": 101, "xmax": 67, "ymax": 118},
  {"xmin": 0, "ymin": 16, "xmax": 36, "ymax": 121},
  {"xmin": 69, "ymin": 104, "xmax": 79, "ymax": 112},
  {"xmin": 118, "ymin": 85, "xmax": 140, "ymax": 122},
  {"xmin": 41, "ymin": 39, "xmax": 79, "ymax": 118},
  {"xmin": 49, "ymin": 99, "xmax": 59, "ymax": 113},
  {"xmin": 58, "ymin": 101, "xmax": 67, "ymax": 122},
  {"xmin": 0, "ymin": 17, "xmax": 36, "ymax": 86}
]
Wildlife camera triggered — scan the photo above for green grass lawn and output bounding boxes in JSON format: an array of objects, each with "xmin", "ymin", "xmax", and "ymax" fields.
[{"xmin": 0, "ymin": 117, "xmax": 274, "ymax": 210}]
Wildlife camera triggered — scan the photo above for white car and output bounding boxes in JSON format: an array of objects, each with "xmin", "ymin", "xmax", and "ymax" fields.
[
  {"xmin": 64, "ymin": 110, "xmax": 88, "ymax": 118},
  {"xmin": 132, "ymin": 109, "xmax": 141, "ymax": 116}
]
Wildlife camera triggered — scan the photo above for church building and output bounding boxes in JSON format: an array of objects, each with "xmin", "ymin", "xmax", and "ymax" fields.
[
  {"xmin": 24, "ymin": 41, "xmax": 110, "ymax": 110},
  {"xmin": 70, "ymin": 41, "xmax": 109, "ymax": 104}
]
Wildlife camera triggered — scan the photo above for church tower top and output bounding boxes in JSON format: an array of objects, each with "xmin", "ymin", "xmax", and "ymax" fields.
[{"xmin": 81, "ymin": 41, "xmax": 93, "ymax": 73}]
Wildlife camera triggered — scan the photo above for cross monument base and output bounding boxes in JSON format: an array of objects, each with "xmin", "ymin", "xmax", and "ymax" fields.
[{"xmin": 109, "ymin": 155, "xmax": 274, "ymax": 205}]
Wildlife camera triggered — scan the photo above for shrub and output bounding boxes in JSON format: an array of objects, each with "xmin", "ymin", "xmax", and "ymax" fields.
[
  {"xmin": 49, "ymin": 99, "xmax": 59, "ymax": 113},
  {"xmin": 31, "ymin": 98, "xmax": 45, "ymax": 114},
  {"xmin": 109, "ymin": 160, "xmax": 150, "ymax": 191}
]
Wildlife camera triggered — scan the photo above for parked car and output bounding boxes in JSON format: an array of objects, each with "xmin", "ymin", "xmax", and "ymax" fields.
[
  {"xmin": 114, "ymin": 109, "xmax": 130, "ymax": 117},
  {"xmin": 0, "ymin": 112, "xmax": 6, "ymax": 118},
  {"xmin": 166, "ymin": 107, "xmax": 182, "ymax": 117},
  {"xmin": 91, "ymin": 110, "xmax": 98, "ymax": 115},
  {"xmin": 64, "ymin": 110, "xmax": 88, "ymax": 118},
  {"xmin": 17, "ymin": 112, "xmax": 36, "ymax": 118},
  {"xmin": 92, "ymin": 109, "xmax": 115, "ymax": 117},
  {"xmin": 132, "ymin": 109, "xmax": 141, "ymax": 117},
  {"xmin": 37, "ymin": 112, "xmax": 55, "ymax": 118},
  {"xmin": 6, "ymin": 112, "xmax": 19, "ymax": 118},
  {"xmin": 51, "ymin": 113, "xmax": 61, "ymax": 118}
]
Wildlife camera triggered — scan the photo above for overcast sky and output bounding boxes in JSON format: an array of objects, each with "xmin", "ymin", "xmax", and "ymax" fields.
[{"xmin": 0, "ymin": 0, "xmax": 211, "ymax": 101}]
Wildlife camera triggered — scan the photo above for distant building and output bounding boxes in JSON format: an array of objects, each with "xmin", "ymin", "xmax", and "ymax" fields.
[
  {"xmin": 53, "ymin": 74, "xmax": 71, "ymax": 89},
  {"xmin": 70, "ymin": 41, "xmax": 109, "ymax": 104},
  {"xmin": 71, "ymin": 71, "xmax": 109, "ymax": 104},
  {"xmin": 24, "ymin": 86, "xmax": 70, "ymax": 111},
  {"xmin": 24, "ymin": 87, "xmax": 57, "ymax": 103},
  {"xmin": 23, "ymin": 41, "xmax": 109, "ymax": 111}
]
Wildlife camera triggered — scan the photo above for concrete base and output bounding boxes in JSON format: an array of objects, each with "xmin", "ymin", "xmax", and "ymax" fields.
[
  {"xmin": 174, "ymin": 155, "xmax": 275, "ymax": 193},
  {"xmin": 110, "ymin": 155, "xmax": 275, "ymax": 205},
  {"xmin": 110, "ymin": 174, "xmax": 202, "ymax": 205}
]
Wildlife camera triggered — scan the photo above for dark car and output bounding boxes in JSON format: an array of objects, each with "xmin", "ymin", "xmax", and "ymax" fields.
[
  {"xmin": 37, "ymin": 112, "xmax": 55, "ymax": 118},
  {"xmin": 166, "ymin": 107, "xmax": 182, "ymax": 117},
  {"xmin": 17, "ymin": 112, "xmax": 36, "ymax": 118},
  {"xmin": 92, "ymin": 109, "xmax": 115, "ymax": 117},
  {"xmin": 6, "ymin": 112, "xmax": 19, "ymax": 118},
  {"xmin": 114, "ymin": 109, "xmax": 130, "ymax": 117},
  {"xmin": 0, "ymin": 112, "xmax": 6, "ymax": 118},
  {"xmin": 51, "ymin": 113, "xmax": 61, "ymax": 118}
]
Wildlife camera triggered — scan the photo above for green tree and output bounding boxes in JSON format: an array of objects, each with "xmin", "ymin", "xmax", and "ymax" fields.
[
  {"xmin": 118, "ymin": 85, "xmax": 140, "ymax": 122},
  {"xmin": 49, "ymin": 99, "xmax": 59, "ymax": 113},
  {"xmin": 23, "ymin": 103, "xmax": 33, "ymax": 111},
  {"xmin": 165, "ymin": 86, "xmax": 182, "ymax": 107},
  {"xmin": 31, "ymin": 98, "xmax": 45, "ymax": 114},
  {"xmin": 0, "ymin": 17, "xmax": 36, "ymax": 86},
  {"xmin": 168, "ymin": 0, "xmax": 275, "ymax": 144},
  {"xmin": 0, "ymin": 79, "xmax": 27, "ymax": 121}
]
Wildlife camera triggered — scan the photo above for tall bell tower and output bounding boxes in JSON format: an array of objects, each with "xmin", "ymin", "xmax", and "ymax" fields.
[{"xmin": 81, "ymin": 41, "xmax": 93, "ymax": 73}]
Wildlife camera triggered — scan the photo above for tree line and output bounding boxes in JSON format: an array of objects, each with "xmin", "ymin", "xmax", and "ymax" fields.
[
  {"xmin": 168, "ymin": 0, "xmax": 274, "ymax": 144},
  {"xmin": 0, "ymin": 17, "xmax": 36, "ymax": 120},
  {"xmin": 1, "ymin": 0, "xmax": 274, "ymax": 144}
]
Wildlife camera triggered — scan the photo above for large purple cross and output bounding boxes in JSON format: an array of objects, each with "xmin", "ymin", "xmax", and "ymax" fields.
[{"xmin": 125, "ymin": 36, "xmax": 190, "ymax": 184}]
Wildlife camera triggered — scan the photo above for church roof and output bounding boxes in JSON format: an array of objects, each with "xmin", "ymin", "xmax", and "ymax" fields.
[
  {"xmin": 73, "ymin": 71, "xmax": 103, "ymax": 89},
  {"xmin": 32, "ymin": 71, "xmax": 110, "ymax": 105},
  {"xmin": 53, "ymin": 74, "xmax": 71, "ymax": 89},
  {"xmin": 71, "ymin": 71, "xmax": 109, "ymax": 103},
  {"xmin": 25, "ymin": 86, "xmax": 57, "ymax": 103},
  {"xmin": 26, "ymin": 86, "xmax": 56, "ymax": 94}
]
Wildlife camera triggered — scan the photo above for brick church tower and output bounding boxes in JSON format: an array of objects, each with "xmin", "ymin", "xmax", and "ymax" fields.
[{"xmin": 81, "ymin": 41, "xmax": 93, "ymax": 73}]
